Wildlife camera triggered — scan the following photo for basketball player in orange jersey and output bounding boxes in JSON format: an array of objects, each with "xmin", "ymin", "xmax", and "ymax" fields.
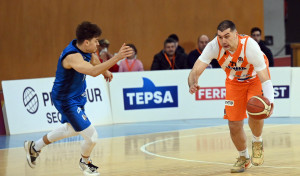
[{"xmin": 188, "ymin": 20, "xmax": 274, "ymax": 173}]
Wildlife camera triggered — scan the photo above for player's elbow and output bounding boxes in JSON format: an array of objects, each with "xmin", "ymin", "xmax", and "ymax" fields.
[
  {"xmin": 90, "ymin": 70, "xmax": 100, "ymax": 77},
  {"xmin": 90, "ymin": 69, "xmax": 106, "ymax": 77}
]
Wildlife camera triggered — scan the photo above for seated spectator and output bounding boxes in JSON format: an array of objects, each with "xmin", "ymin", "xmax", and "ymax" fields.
[
  {"xmin": 119, "ymin": 44, "xmax": 144, "ymax": 72},
  {"xmin": 251, "ymin": 27, "xmax": 274, "ymax": 67},
  {"xmin": 168, "ymin": 34, "xmax": 186, "ymax": 55},
  {"xmin": 151, "ymin": 38, "xmax": 187, "ymax": 70},
  {"xmin": 97, "ymin": 39, "xmax": 119, "ymax": 72},
  {"xmin": 187, "ymin": 35, "xmax": 220, "ymax": 69}
]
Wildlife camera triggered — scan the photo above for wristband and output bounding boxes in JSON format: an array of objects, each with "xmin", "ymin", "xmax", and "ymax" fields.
[{"xmin": 262, "ymin": 80, "xmax": 274, "ymax": 103}]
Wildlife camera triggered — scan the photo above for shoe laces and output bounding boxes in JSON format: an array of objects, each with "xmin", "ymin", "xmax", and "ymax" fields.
[
  {"xmin": 234, "ymin": 156, "xmax": 246, "ymax": 166},
  {"xmin": 30, "ymin": 144, "xmax": 40, "ymax": 157},
  {"xmin": 81, "ymin": 159, "xmax": 99, "ymax": 172},
  {"xmin": 253, "ymin": 142, "xmax": 263, "ymax": 157},
  {"xmin": 87, "ymin": 162, "xmax": 98, "ymax": 172}
]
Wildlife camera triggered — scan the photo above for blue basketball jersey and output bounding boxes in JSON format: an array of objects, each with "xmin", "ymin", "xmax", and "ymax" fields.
[
  {"xmin": 51, "ymin": 39, "xmax": 93, "ymax": 131},
  {"xmin": 51, "ymin": 39, "xmax": 92, "ymax": 100}
]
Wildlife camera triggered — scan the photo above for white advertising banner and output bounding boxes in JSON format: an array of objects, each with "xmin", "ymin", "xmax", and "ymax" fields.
[
  {"xmin": 290, "ymin": 67, "xmax": 300, "ymax": 117},
  {"xmin": 269, "ymin": 67, "xmax": 291, "ymax": 117},
  {"xmin": 1, "ymin": 67, "xmax": 294, "ymax": 134},
  {"xmin": 110, "ymin": 68, "xmax": 291, "ymax": 124},
  {"xmin": 2, "ymin": 76, "xmax": 112, "ymax": 135},
  {"xmin": 110, "ymin": 69, "xmax": 226, "ymax": 124}
]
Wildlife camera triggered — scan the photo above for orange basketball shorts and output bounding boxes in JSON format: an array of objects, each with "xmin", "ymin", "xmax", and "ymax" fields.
[{"xmin": 223, "ymin": 77, "xmax": 263, "ymax": 121}]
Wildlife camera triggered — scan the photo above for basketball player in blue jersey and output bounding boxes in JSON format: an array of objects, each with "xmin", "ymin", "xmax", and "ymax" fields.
[{"xmin": 24, "ymin": 21, "xmax": 133, "ymax": 176}]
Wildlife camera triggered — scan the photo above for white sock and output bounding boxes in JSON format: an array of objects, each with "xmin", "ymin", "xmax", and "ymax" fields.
[
  {"xmin": 34, "ymin": 138, "xmax": 46, "ymax": 151},
  {"xmin": 80, "ymin": 125, "xmax": 98, "ymax": 158},
  {"xmin": 239, "ymin": 148, "xmax": 250, "ymax": 158},
  {"xmin": 252, "ymin": 135, "xmax": 263, "ymax": 142},
  {"xmin": 81, "ymin": 156, "xmax": 90, "ymax": 164}
]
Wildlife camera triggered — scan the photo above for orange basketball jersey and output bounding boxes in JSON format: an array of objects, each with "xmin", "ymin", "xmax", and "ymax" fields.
[{"xmin": 216, "ymin": 35, "xmax": 269, "ymax": 82}]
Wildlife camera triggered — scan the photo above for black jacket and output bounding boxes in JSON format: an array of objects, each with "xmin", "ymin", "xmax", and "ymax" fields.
[
  {"xmin": 187, "ymin": 49, "xmax": 220, "ymax": 69},
  {"xmin": 176, "ymin": 45, "xmax": 186, "ymax": 55},
  {"xmin": 151, "ymin": 50, "xmax": 187, "ymax": 70},
  {"xmin": 258, "ymin": 41, "xmax": 274, "ymax": 67}
]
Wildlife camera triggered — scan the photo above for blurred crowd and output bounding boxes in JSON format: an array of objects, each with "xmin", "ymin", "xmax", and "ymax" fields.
[{"xmin": 96, "ymin": 27, "xmax": 273, "ymax": 72}]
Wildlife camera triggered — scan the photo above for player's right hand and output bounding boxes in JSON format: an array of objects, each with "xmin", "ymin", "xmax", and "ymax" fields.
[
  {"xmin": 189, "ymin": 83, "xmax": 200, "ymax": 94},
  {"xmin": 117, "ymin": 43, "xmax": 134, "ymax": 60},
  {"xmin": 267, "ymin": 103, "xmax": 274, "ymax": 118}
]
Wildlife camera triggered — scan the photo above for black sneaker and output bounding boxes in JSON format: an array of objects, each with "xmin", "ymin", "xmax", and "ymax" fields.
[{"xmin": 24, "ymin": 140, "xmax": 40, "ymax": 168}]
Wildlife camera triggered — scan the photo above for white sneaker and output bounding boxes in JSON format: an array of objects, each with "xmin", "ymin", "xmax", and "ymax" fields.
[
  {"xmin": 24, "ymin": 140, "xmax": 40, "ymax": 168},
  {"xmin": 79, "ymin": 158, "xmax": 100, "ymax": 176},
  {"xmin": 252, "ymin": 141, "xmax": 264, "ymax": 166},
  {"xmin": 230, "ymin": 156, "xmax": 252, "ymax": 173}
]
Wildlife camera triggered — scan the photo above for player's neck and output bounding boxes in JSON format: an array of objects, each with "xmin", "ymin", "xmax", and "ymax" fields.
[{"xmin": 76, "ymin": 43, "xmax": 88, "ymax": 53}]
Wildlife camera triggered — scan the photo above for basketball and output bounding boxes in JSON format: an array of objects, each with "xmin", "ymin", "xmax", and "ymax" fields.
[{"xmin": 246, "ymin": 95, "xmax": 271, "ymax": 120}]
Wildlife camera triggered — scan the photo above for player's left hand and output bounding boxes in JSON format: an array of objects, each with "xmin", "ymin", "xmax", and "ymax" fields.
[{"xmin": 103, "ymin": 70, "xmax": 113, "ymax": 82}]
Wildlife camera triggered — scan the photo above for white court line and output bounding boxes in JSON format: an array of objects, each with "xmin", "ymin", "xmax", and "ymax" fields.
[{"xmin": 140, "ymin": 124, "xmax": 300, "ymax": 169}]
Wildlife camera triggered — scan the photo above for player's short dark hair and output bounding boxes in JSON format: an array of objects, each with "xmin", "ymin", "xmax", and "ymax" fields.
[
  {"xmin": 126, "ymin": 44, "xmax": 137, "ymax": 54},
  {"xmin": 76, "ymin": 21, "xmax": 102, "ymax": 44},
  {"xmin": 217, "ymin": 20, "xmax": 236, "ymax": 32},
  {"xmin": 251, "ymin": 27, "xmax": 261, "ymax": 35},
  {"xmin": 164, "ymin": 38, "xmax": 176, "ymax": 46}
]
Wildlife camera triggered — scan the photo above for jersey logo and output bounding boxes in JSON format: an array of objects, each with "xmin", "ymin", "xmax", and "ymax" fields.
[
  {"xmin": 238, "ymin": 57, "xmax": 244, "ymax": 62},
  {"xmin": 229, "ymin": 61, "xmax": 236, "ymax": 67},
  {"xmin": 226, "ymin": 62, "xmax": 247, "ymax": 71},
  {"xmin": 225, "ymin": 100, "xmax": 234, "ymax": 106},
  {"xmin": 77, "ymin": 107, "xmax": 82, "ymax": 114},
  {"xmin": 82, "ymin": 74, "xmax": 86, "ymax": 82},
  {"xmin": 81, "ymin": 91, "xmax": 86, "ymax": 97},
  {"xmin": 82, "ymin": 114, "xmax": 87, "ymax": 120}
]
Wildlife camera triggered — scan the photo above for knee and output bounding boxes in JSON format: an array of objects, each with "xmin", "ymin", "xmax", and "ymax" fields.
[
  {"xmin": 81, "ymin": 125, "xmax": 98, "ymax": 145},
  {"xmin": 228, "ymin": 121, "xmax": 244, "ymax": 134},
  {"xmin": 90, "ymin": 130, "xmax": 98, "ymax": 145},
  {"xmin": 85, "ymin": 129, "xmax": 98, "ymax": 145}
]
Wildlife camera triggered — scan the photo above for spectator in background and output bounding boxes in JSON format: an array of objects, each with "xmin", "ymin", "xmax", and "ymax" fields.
[
  {"xmin": 97, "ymin": 39, "xmax": 119, "ymax": 72},
  {"xmin": 168, "ymin": 34, "xmax": 186, "ymax": 55},
  {"xmin": 119, "ymin": 44, "xmax": 144, "ymax": 72},
  {"xmin": 251, "ymin": 27, "xmax": 274, "ymax": 67},
  {"xmin": 151, "ymin": 38, "xmax": 187, "ymax": 70},
  {"xmin": 187, "ymin": 35, "xmax": 220, "ymax": 69}
]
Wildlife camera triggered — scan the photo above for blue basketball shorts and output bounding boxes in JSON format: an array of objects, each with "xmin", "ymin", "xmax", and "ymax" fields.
[{"xmin": 52, "ymin": 96, "xmax": 91, "ymax": 132}]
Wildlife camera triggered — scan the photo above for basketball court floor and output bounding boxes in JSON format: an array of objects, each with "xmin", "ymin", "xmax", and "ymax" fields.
[{"xmin": 1, "ymin": 117, "xmax": 300, "ymax": 176}]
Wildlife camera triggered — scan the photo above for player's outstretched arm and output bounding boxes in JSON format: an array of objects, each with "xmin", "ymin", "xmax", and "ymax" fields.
[
  {"xmin": 188, "ymin": 59, "xmax": 208, "ymax": 94},
  {"xmin": 63, "ymin": 43, "xmax": 133, "ymax": 77},
  {"xmin": 90, "ymin": 53, "xmax": 113, "ymax": 82}
]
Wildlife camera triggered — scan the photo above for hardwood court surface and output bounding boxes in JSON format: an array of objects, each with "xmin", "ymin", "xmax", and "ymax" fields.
[{"xmin": 0, "ymin": 123, "xmax": 300, "ymax": 176}]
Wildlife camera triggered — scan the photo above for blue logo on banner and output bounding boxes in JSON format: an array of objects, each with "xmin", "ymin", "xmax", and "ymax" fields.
[
  {"xmin": 274, "ymin": 85, "xmax": 289, "ymax": 99},
  {"xmin": 123, "ymin": 77, "xmax": 178, "ymax": 110}
]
